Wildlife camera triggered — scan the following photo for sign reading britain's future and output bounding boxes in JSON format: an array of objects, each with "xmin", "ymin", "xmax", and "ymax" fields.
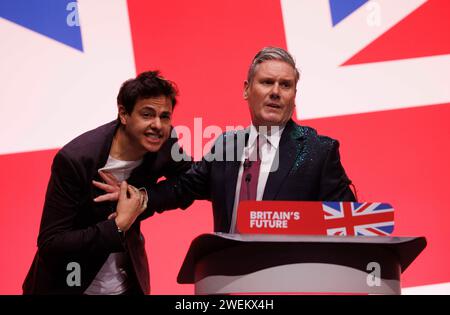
[{"xmin": 236, "ymin": 201, "xmax": 394, "ymax": 236}]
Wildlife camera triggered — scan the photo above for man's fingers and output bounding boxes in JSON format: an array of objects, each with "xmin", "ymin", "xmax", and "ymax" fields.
[
  {"xmin": 138, "ymin": 191, "xmax": 144, "ymax": 209},
  {"xmin": 92, "ymin": 180, "xmax": 116, "ymax": 193},
  {"xmin": 99, "ymin": 171, "xmax": 112, "ymax": 184},
  {"xmin": 127, "ymin": 185, "xmax": 144, "ymax": 210},
  {"xmin": 127, "ymin": 184, "xmax": 140, "ymax": 199},
  {"xmin": 139, "ymin": 188, "xmax": 148, "ymax": 210},
  {"xmin": 108, "ymin": 212, "xmax": 117, "ymax": 220},
  {"xmin": 99, "ymin": 171, "xmax": 120, "ymax": 186},
  {"xmin": 119, "ymin": 181, "xmax": 128, "ymax": 199},
  {"xmin": 94, "ymin": 192, "xmax": 119, "ymax": 202}
]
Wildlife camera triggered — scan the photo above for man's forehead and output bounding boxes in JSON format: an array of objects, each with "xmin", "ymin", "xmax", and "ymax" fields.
[
  {"xmin": 254, "ymin": 60, "xmax": 296, "ymax": 79},
  {"xmin": 136, "ymin": 96, "xmax": 173, "ymax": 110}
]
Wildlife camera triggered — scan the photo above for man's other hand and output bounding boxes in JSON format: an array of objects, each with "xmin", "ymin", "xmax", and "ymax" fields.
[
  {"xmin": 93, "ymin": 170, "xmax": 120, "ymax": 202},
  {"xmin": 114, "ymin": 182, "xmax": 146, "ymax": 232}
]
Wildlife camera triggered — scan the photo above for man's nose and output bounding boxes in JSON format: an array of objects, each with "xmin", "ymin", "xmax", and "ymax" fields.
[
  {"xmin": 270, "ymin": 83, "xmax": 280, "ymax": 99},
  {"xmin": 151, "ymin": 117, "xmax": 162, "ymax": 130}
]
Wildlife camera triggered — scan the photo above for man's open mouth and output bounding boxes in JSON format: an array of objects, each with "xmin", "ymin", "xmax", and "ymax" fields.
[
  {"xmin": 266, "ymin": 103, "xmax": 282, "ymax": 109},
  {"xmin": 145, "ymin": 132, "xmax": 162, "ymax": 139}
]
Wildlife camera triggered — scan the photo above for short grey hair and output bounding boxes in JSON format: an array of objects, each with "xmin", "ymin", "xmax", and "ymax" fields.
[{"xmin": 247, "ymin": 47, "xmax": 300, "ymax": 84}]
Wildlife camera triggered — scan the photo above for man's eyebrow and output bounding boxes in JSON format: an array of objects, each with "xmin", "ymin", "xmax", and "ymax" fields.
[
  {"xmin": 258, "ymin": 77, "xmax": 274, "ymax": 82},
  {"xmin": 140, "ymin": 105, "xmax": 156, "ymax": 111}
]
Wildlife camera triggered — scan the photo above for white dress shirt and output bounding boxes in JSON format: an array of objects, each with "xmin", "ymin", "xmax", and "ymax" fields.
[{"xmin": 229, "ymin": 124, "xmax": 285, "ymax": 233}]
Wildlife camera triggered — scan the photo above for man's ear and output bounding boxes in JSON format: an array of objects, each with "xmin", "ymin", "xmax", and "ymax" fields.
[
  {"xmin": 118, "ymin": 104, "xmax": 128, "ymax": 125},
  {"xmin": 243, "ymin": 80, "xmax": 249, "ymax": 99}
]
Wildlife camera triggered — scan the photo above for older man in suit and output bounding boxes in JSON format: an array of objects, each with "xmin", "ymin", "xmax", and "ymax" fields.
[
  {"xmin": 97, "ymin": 47, "xmax": 355, "ymax": 234},
  {"xmin": 23, "ymin": 71, "xmax": 191, "ymax": 294}
]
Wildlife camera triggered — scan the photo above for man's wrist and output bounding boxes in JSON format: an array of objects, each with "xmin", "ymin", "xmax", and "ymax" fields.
[{"xmin": 114, "ymin": 217, "xmax": 128, "ymax": 233}]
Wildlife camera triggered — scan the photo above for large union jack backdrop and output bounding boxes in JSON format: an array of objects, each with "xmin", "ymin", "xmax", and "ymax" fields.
[{"xmin": 0, "ymin": 0, "xmax": 449, "ymax": 294}]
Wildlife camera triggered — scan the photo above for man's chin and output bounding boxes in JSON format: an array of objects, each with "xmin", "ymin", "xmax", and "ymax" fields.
[
  {"xmin": 256, "ymin": 115, "xmax": 285, "ymax": 127},
  {"xmin": 143, "ymin": 142, "xmax": 163, "ymax": 153}
]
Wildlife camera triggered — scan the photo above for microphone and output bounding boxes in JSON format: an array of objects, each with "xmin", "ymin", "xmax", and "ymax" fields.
[
  {"xmin": 245, "ymin": 173, "xmax": 252, "ymax": 200},
  {"xmin": 243, "ymin": 159, "xmax": 252, "ymax": 170}
]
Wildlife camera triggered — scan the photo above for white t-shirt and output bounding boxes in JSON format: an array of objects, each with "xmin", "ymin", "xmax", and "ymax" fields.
[{"xmin": 84, "ymin": 155, "xmax": 143, "ymax": 295}]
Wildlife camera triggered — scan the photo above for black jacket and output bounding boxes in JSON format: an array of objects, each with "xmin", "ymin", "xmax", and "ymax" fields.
[
  {"xmin": 148, "ymin": 120, "xmax": 356, "ymax": 232},
  {"xmin": 23, "ymin": 121, "xmax": 192, "ymax": 294}
]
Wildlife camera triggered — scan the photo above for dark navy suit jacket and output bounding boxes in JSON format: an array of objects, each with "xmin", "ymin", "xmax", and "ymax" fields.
[{"xmin": 148, "ymin": 119, "xmax": 356, "ymax": 232}]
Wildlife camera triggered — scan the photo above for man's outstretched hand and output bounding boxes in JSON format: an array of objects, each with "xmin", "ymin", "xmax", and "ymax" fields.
[
  {"xmin": 93, "ymin": 171, "xmax": 120, "ymax": 202},
  {"xmin": 93, "ymin": 171, "xmax": 148, "ymax": 221}
]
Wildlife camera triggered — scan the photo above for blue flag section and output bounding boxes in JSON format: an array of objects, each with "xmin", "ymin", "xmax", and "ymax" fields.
[
  {"xmin": 329, "ymin": 0, "xmax": 369, "ymax": 26},
  {"xmin": 0, "ymin": 0, "xmax": 83, "ymax": 51}
]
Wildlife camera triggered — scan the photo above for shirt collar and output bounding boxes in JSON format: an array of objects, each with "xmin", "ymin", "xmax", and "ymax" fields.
[{"xmin": 248, "ymin": 123, "xmax": 286, "ymax": 150}]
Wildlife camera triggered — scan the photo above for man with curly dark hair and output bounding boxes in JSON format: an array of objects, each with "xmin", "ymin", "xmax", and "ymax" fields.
[{"xmin": 23, "ymin": 71, "xmax": 191, "ymax": 295}]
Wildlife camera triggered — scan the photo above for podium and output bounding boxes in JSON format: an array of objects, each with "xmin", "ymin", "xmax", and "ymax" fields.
[{"xmin": 177, "ymin": 233, "xmax": 426, "ymax": 295}]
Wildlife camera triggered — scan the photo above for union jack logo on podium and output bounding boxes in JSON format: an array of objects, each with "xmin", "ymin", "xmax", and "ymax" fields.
[{"xmin": 322, "ymin": 202, "xmax": 394, "ymax": 236}]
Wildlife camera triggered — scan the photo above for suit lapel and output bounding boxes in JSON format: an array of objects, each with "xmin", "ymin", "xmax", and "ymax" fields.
[
  {"xmin": 95, "ymin": 121, "xmax": 120, "ymax": 172},
  {"xmin": 91, "ymin": 121, "xmax": 121, "ymax": 216},
  {"xmin": 263, "ymin": 120, "xmax": 305, "ymax": 200}
]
